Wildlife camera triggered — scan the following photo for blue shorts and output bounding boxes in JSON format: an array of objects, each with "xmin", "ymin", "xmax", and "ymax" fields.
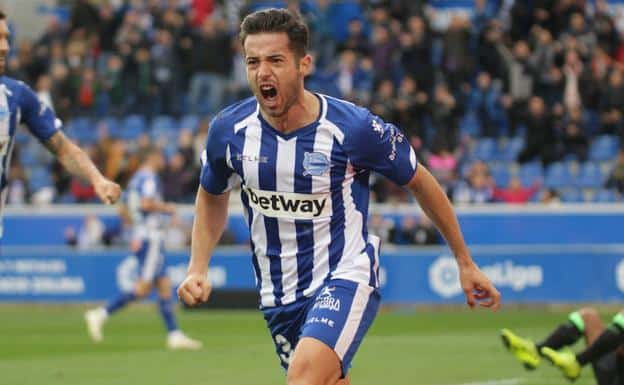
[
  {"xmin": 262, "ymin": 279, "xmax": 380, "ymax": 377},
  {"xmin": 136, "ymin": 236, "xmax": 166, "ymax": 282}
]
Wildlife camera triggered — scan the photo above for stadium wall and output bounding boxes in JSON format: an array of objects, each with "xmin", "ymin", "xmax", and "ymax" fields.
[
  {"xmin": 4, "ymin": 204, "xmax": 624, "ymax": 246},
  {"xmin": 1, "ymin": 243, "xmax": 623, "ymax": 305}
]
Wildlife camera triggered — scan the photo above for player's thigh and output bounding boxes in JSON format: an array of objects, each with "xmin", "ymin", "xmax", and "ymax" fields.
[
  {"xmin": 287, "ymin": 337, "xmax": 342, "ymax": 385},
  {"xmin": 578, "ymin": 307, "xmax": 605, "ymax": 345},
  {"xmin": 155, "ymin": 276, "xmax": 172, "ymax": 300}
]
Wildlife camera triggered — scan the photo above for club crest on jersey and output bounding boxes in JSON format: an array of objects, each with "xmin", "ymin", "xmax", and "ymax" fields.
[{"xmin": 303, "ymin": 152, "xmax": 330, "ymax": 176}]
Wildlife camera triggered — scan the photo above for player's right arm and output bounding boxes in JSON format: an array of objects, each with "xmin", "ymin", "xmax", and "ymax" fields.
[
  {"xmin": 177, "ymin": 187, "xmax": 229, "ymax": 306},
  {"xmin": 177, "ymin": 114, "xmax": 239, "ymax": 306}
]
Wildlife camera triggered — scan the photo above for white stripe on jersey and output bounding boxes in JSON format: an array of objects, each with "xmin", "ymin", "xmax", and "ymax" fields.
[
  {"xmin": 334, "ymin": 283, "xmax": 374, "ymax": 359},
  {"xmin": 303, "ymin": 118, "xmax": 336, "ymax": 297},
  {"xmin": 275, "ymin": 136, "xmax": 299, "ymax": 304},
  {"xmin": 331, "ymin": 160, "xmax": 369, "ymax": 284},
  {"xmin": 0, "ymin": 86, "xmax": 14, "ymax": 236},
  {"xmin": 242, "ymin": 116, "xmax": 275, "ymax": 307}
]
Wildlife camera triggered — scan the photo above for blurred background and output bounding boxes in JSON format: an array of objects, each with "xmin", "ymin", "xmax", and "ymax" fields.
[{"xmin": 2, "ymin": 1, "xmax": 624, "ymax": 385}]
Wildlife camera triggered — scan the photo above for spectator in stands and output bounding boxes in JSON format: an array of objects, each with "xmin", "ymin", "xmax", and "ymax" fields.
[
  {"xmin": 400, "ymin": 14, "xmax": 433, "ymax": 93},
  {"xmin": 188, "ymin": 17, "xmax": 232, "ymax": 113},
  {"xmin": 599, "ymin": 68, "xmax": 624, "ymax": 137},
  {"xmin": 164, "ymin": 213, "xmax": 190, "ymax": 251},
  {"xmin": 605, "ymin": 149, "xmax": 624, "ymax": 194},
  {"xmin": 452, "ymin": 161, "xmax": 494, "ymax": 204},
  {"xmin": 337, "ymin": 18, "xmax": 369, "ymax": 57},
  {"xmin": 162, "ymin": 152, "xmax": 196, "ymax": 202},
  {"xmin": 7, "ymin": 163, "xmax": 29, "ymax": 205},
  {"xmin": 561, "ymin": 120, "xmax": 589, "ymax": 162},
  {"xmin": 151, "ymin": 28, "xmax": 180, "ymax": 117},
  {"xmin": 442, "ymin": 15, "xmax": 473, "ymax": 92},
  {"xmin": 427, "ymin": 147, "xmax": 458, "ymax": 192},
  {"xmin": 389, "ymin": 215, "xmax": 419, "ymax": 245},
  {"xmin": 413, "ymin": 214, "xmax": 440, "ymax": 246},
  {"xmin": 368, "ymin": 213, "xmax": 394, "ymax": 244},
  {"xmin": 430, "ymin": 83, "xmax": 461, "ymax": 152},
  {"xmin": 370, "ymin": 78, "xmax": 395, "ymax": 122},
  {"xmin": 493, "ymin": 176, "xmax": 541, "ymax": 204},
  {"xmin": 394, "ymin": 75, "xmax": 427, "ymax": 143},
  {"xmin": 470, "ymin": 71, "xmax": 503, "ymax": 138},
  {"xmin": 517, "ymin": 96, "xmax": 558, "ymax": 166},
  {"xmin": 541, "ymin": 188, "xmax": 562, "ymax": 205},
  {"xmin": 499, "ymin": 40, "xmax": 534, "ymax": 136}
]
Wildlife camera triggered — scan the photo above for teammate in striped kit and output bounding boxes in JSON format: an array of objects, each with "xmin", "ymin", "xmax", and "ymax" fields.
[
  {"xmin": 178, "ymin": 8, "xmax": 501, "ymax": 384},
  {"xmin": 0, "ymin": 11, "xmax": 120, "ymax": 236},
  {"xmin": 85, "ymin": 147, "xmax": 201, "ymax": 350}
]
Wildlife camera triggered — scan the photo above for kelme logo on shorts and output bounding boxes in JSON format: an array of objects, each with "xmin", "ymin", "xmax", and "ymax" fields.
[{"xmin": 245, "ymin": 186, "xmax": 332, "ymax": 219}]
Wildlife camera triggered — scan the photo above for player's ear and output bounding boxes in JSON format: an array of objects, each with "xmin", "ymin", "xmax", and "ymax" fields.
[{"xmin": 299, "ymin": 54, "xmax": 312, "ymax": 76}]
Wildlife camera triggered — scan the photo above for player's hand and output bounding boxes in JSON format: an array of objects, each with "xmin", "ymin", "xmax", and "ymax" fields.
[
  {"xmin": 94, "ymin": 177, "xmax": 121, "ymax": 204},
  {"xmin": 177, "ymin": 272, "xmax": 212, "ymax": 306},
  {"xmin": 458, "ymin": 260, "xmax": 501, "ymax": 311}
]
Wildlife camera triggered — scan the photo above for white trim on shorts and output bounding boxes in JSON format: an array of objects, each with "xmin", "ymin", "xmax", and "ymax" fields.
[
  {"xmin": 333, "ymin": 282, "xmax": 374, "ymax": 359},
  {"xmin": 141, "ymin": 233, "xmax": 162, "ymax": 281}
]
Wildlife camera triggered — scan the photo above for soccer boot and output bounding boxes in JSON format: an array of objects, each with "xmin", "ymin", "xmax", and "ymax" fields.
[
  {"xmin": 540, "ymin": 346, "xmax": 581, "ymax": 382},
  {"xmin": 84, "ymin": 307, "xmax": 107, "ymax": 343},
  {"xmin": 167, "ymin": 330, "xmax": 203, "ymax": 351},
  {"xmin": 500, "ymin": 328, "xmax": 540, "ymax": 370}
]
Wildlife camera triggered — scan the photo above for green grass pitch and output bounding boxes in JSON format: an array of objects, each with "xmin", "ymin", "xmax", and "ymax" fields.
[{"xmin": 0, "ymin": 305, "xmax": 604, "ymax": 385}]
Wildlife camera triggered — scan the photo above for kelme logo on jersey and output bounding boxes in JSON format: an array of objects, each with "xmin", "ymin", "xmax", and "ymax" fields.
[
  {"xmin": 303, "ymin": 152, "xmax": 331, "ymax": 176},
  {"xmin": 245, "ymin": 185, "xmax": 332, "ymax": 219}
]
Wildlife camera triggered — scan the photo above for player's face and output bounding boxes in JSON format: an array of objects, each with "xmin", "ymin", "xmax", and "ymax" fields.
[
  {"xmin": 0, "ymin": 20, "xmax": 10, "ymax": 74},
  {"xmin": 244, "ymin": 32, "xmax": 309, "ymax": 118}
]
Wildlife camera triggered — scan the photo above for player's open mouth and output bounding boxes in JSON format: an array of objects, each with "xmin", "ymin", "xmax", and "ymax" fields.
[{"xmin": 260, "ymin": 85, "xmax": 278, "ymax": 105}]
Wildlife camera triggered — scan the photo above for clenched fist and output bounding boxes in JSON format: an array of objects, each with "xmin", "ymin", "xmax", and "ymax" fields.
[{"xmin": 177, "ymin": 273, "xmax": 212, "ymax": 306}]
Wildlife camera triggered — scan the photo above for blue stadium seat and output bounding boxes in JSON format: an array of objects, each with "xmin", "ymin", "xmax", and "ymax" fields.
[
  {"xmin": 589, "ymin": 135, "xmax": 619, "ymax": 161},
  {"xmin": 460, "ymin": 112, "xmax": 480, "ymax": 137},
  {"xmin": 179, "ymin": 114, "xmax": 200, "ymax": 133},
  {"xmin": 544, "ymin": 162, "xmax": 574, "ymax": 188},
  {"xmin": 561, "ymin": 189, "xmax": 584, "ymax": 203},
  {"xmin": 151, "ymin": 115, "xmax": 176, "ymax": 132},
  {"xmin": 592, "ymin": 189, "xmax": 620, "ymax": 203},
  {"xmin": 120, "ymin": 115, "xmax": 146, "ymax": 140},
  {"xmin": 575, "ymin": 162, "xmax": 605, "ymax": 188},
  {"xmin": 517, "ymin": 162, "xmax": 543, "ymax": 187},
  {"xmin": 489, "ymin": 163, "xmax": 511, "ymax": 187},
  {"xmin": 472, "ymin": 138, "xmax": 497, "ymax": 161},
  {"xmin": 19, "ymin": 146, "xmax": 38, "ymax": 167},
  {"xmin": 97, "ymin": 117, "xmax": 121, "ymax": 139},
  {"xmin": 500, "ymin": 137, "xmax": 524, "ymax": 162},
  {"xmin": 28, "ymin": 166, "xmax": 53, "ymax": 191}
]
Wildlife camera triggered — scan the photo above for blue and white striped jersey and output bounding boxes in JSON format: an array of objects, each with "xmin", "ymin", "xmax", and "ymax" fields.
[
  {"xmin": 126, "ymin": 169, "xmax": 166, "ymax": 240},
  {"xmin": 0, "ymin": 77, "xmax": 60, "ymax": 236},
  {"xmin": 200, "ymin": 94, "xmax": 418, "ymax": 308}
]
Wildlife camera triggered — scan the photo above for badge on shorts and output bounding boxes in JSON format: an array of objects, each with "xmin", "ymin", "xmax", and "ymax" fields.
[{"xmin": 303, "ymin": 152, "xmax": 331, "ymax": 176}]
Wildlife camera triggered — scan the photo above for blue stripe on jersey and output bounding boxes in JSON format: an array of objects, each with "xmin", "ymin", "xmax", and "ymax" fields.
[
  {"xmin": 258, "ymin": 123, "xmax": 284, "ymax": 305},
  {"xmin": 241, "ymin": 188, "xmax": 262, "ymax": 291},
  {"xmin": 328, "ymin": 137, "xmax": 346, "ymax": 276},
  {"xmin": 351, "ymin": 170, "xmax": 377, "ymax": 286},
  {"xmin": 293, "ymin": 124, "xmax": 318, "ymax": 300}
]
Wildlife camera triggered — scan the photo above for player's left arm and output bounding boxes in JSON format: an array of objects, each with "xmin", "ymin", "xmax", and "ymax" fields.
[
  {"xmin": 17, "ymin": 81, "xmax": 120, "ymax": 204},
  {"xmin": 44, "ymin": 131, "xmax": 121, "ymax": 204},
  {"xmin": 406, "ymin": 166, "xmax": 501, "ymax": 311},
  {"xmin": 348, "ymin": 110, "xmax": 500, "ymax": 310}
]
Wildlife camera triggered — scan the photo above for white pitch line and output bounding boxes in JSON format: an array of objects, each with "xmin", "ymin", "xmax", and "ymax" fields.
[{"xmin": 451, "ymin": 378, "xmax": 523, "ymax": 385}]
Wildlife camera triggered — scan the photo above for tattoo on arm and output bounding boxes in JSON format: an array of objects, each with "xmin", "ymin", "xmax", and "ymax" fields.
[{"xmin": 44, "ymin": 131, "xmax": 103, "ymax": 183}]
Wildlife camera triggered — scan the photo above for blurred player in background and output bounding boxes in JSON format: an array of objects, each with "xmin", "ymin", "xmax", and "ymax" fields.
[
  {"xmin": 501, "ymin": 308, "xmax": 624, "ymax": 384},
  {"xmin": 85, "ymin": 147, "xmax": 201, "ymax": 350},
  {"xmin": 178, "ymin": 8, "xmax": 500, "ymax": 384},
  {"xmin": 0, "ymin": 11, "xmax": 120, "ymax": 235}
]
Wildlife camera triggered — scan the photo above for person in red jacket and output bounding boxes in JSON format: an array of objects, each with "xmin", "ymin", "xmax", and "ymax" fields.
[{"xmin": 493, "ymin": 176, "xmax": 540, "ymax": 203}]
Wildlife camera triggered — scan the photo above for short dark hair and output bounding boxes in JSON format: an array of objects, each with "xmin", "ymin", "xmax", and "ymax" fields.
[
  {"xmin": 0, "ymin": 11, "xmax": 6, "ymax": 20},
  {"xmin": 239, "ymin": 8, "xmax": 309, "ymax": 58}
]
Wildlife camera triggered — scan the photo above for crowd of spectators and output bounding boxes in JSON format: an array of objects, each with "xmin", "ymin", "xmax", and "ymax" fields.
[{"xmin": 6, "ymin": 0, "xmax": 624, "ymax": 245}]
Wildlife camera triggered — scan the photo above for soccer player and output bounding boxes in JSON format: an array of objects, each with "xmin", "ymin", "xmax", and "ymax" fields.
[
  {"xmin": 0, "ymin": 11, "xmax": 120, "ymax": 233},
  {"xmin": 85, "ymin": 147, "xmax": 202, "ymax": 350},
  {"xmin": 178, "ymin": 8, "xmax": 500, "ymax": 384},
  {"xmin": 502, "ymin": 308, "xmax": 624, "ymax": 383}
]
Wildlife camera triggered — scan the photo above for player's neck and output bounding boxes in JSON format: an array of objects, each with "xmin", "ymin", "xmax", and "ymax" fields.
[{"xmin": 260, "ymin": 90, "xmax": 319, "ymax": 135}]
